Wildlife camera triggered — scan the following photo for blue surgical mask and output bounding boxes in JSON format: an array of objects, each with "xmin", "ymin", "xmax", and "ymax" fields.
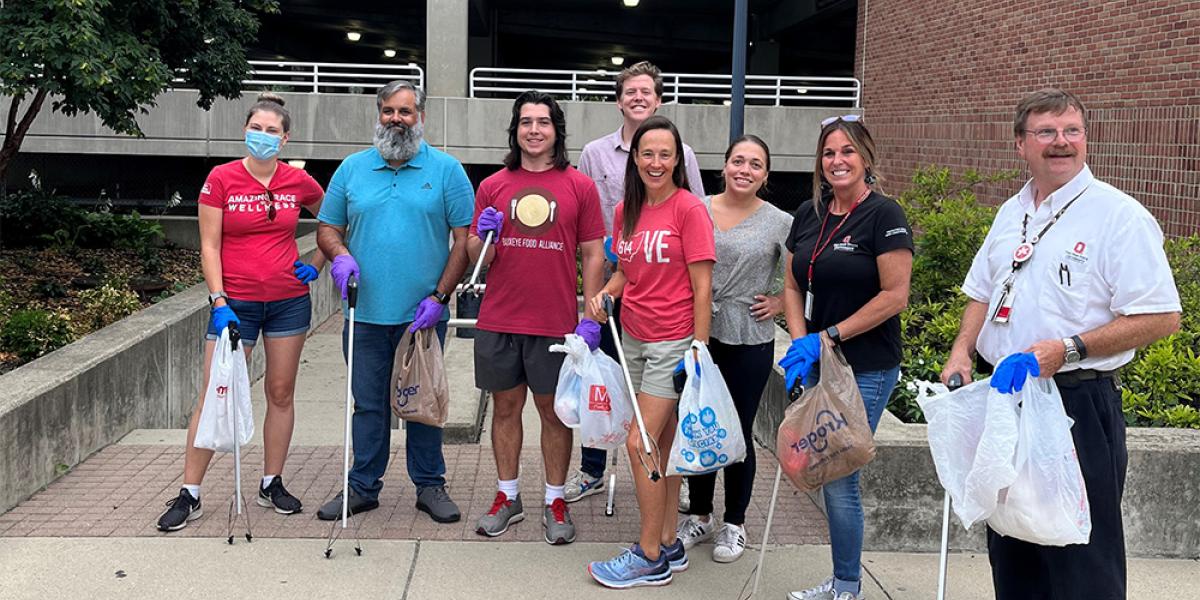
[{"xmin": 245, "ymin": 130, "xmax": 282, "ymax": 160}]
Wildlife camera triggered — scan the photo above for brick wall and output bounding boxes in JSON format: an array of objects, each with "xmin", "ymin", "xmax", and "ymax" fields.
[{"xmin": 856, "ymin": 0, "xmax": 1200, "ymax": 236}]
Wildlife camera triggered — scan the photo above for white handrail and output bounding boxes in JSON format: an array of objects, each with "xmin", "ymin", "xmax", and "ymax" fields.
[
  {"xmin": 175, "ymin": 60, "xmax": 425, "ymax": 95},
  {"xmin": 469, "ymin": 67, "xmax": 860, "ymax": 107}
]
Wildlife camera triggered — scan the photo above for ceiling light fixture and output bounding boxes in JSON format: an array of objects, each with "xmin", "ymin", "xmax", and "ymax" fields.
[
  {"xmin": 623, "ymin": 0, "xmax": 639, "ymax": 6},
  {"xmin": 288, "ymin": 160, "xmax": 307, "ymax": 170},
  {"xmin": 384, "ymin": 49, "xmax": 396, "ymax": 58},
  {"xmin": 611, "ymin": 56, "xmax": 625, "ymax": 66},
  {"xmin": 346, "ymin": 31, "xmax": 361, "ymax": 42}
]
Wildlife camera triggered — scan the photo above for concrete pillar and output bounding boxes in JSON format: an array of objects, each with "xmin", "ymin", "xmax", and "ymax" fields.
[{"xmin": 426, "ymin": 0, "xmax": 469, "ymax": 97}]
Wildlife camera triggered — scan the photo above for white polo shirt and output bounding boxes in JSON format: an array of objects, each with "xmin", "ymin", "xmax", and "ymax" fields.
[{"xmin": 962, "ymin": 165, "xmax": 1181, "ymax": 371}]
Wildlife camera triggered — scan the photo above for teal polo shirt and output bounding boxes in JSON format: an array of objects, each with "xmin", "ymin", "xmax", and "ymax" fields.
[{"xmin": 318, "ymin": 142, "xmax": 474, "ymax": 325}]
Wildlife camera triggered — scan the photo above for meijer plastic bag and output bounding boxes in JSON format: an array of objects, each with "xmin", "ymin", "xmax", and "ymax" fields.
[
  {"xmin": 194, "ymin": 327, "xmax": 254, "ymax": 452},
  {"xmin": 550, "ymin": 334, "xmax": 633, "ymax": 450},
  {"xmin": 667, "ymin": 341, "xmax": 746, "ymax": 475},
  {"xmin": 390, "ymin": 328, "xmax": 450, "ymax": 428},
  {"xmin": 775, "ymin": 333, "xmax": 875, "ymax": 492}
]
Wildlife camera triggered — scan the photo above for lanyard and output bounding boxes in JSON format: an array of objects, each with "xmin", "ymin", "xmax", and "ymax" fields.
[
  {"xmin": 807, "ymin": 188, "xmax": 871, "ymax": 287},
  {"xmin": 1008, "ymin": 187, "xmax": 1088, "ymax": 273}
]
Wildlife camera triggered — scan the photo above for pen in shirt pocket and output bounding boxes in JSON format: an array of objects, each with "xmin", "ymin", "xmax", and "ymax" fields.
[{"xmin": 1059, "ymin": 263, "xmax": 1071, "ymax": 286}]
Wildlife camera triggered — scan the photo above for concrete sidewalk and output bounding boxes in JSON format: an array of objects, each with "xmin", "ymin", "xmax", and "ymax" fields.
[{"xmin": 2, "ymin": 313, "xmax": 1196, "ymax": 599}]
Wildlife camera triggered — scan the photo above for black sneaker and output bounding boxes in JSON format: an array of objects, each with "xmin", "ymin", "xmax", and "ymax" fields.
[
  {"xmin": 317, "ymin": 488, "xmax": 379, "ymax": 521},
  {"xmin": 257, "ymin": 476, "xmax": 303, "ymax": 514},
  {"xmin": 157, "ymin": 488, "xmax": 202, "ymax": 532}
]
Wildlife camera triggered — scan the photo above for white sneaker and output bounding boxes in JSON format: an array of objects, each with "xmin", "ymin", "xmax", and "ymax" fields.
[
  {"xmin": 787, "ymin": 577, "xmax": 834, "ymax": 600},
  {"xmin": 712, "ymin": 522, "xmax": 746, "ymax": 563},
  {"xmin": 677, "ymin": 477, "xmax": 691, "ymax": 513},
  {"xmin": 834, "ymin": 592, "xmax": 865, "ymax": 600},
  {"xmin": 563, "ymin": 469, "xmax": 605, "ymax": 503},
  {"xmin": 676, "ymin": 513, "xmax": 715, "ymax": 549}
]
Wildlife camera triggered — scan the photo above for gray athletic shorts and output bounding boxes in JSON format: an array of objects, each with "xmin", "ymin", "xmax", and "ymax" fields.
[
  {"xmin": 474, "ymin": 330, "xmax": 566, "ymax": 395},
  {"xmin": 622, "ymin": 334, "xmax": 694, "ymax": 400}
]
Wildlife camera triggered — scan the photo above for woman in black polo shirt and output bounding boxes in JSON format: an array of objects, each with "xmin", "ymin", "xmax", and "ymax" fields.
[{"xmin": 781, "ymin": 116, "xmax": 913, "ymax": 600}]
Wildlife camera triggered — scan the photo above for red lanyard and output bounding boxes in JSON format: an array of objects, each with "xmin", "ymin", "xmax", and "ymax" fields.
[{"xmin": 807, "ymin": 188, "xmax": 871, "ymax": 286}]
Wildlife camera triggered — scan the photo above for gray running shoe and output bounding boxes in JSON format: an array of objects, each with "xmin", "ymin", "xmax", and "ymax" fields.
[
  {"xmin": 543, "ymin": 498, "xmax": 576, "ymax": 545},
  {"xmin": 316, "ymin": 488, "xmax": 379, "ymax": 521},
  {"xmin": 416, "ymin": 485, "xmax": 461, "ymax": 523},
  {"xmin": 564, "ymin": 469, "xmax": 605, "ymax": 503},
  {"xmin": 476, "ymin": 491, "xmax": 524, "ymax": 537}
]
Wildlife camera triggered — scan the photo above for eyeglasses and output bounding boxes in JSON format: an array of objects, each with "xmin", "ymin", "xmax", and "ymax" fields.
[
  {"xmin": 821, "ymin": 114, "xmax": 862, "ymax": 127},
  {"xmin": 262, "ymin": 188, "xmax": 276, "ymax": 221},
  {"xmin": 1023, "ymin": 127, "xmax": 1086, "ymax": 144}
]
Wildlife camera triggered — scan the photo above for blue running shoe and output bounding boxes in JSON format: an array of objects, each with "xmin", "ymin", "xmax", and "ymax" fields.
[
  {"xmin": 588, "ymin": 543, "xmax": 673, "ymax": 589},
  {"xmin": 661, "ymin": 538, "xmax": 688, "ymax": 572}
]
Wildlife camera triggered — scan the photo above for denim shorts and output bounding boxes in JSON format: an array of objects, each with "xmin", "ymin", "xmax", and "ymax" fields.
[{"xmin": 205, "ymin": 294, "xmax": 312, "ymax": 346}]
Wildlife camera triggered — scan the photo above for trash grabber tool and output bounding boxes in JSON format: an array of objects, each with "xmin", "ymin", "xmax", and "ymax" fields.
[
  {"xmin": 226, "ymin": 324, "xmax": 253, "ymax": 544},
  {"xmin": 466, "ymin": 231, "xmax": 494, "ymax": 295},
  {"xmin": 602, "ymin": 294, "xmax": 660, "ymax": 482},
  {"xmin": 742, "ymin": 383, "xmax": 803, "ymax": 599},
  {"xmin": 937, "ymin": 373, "xmax": 964, "ymax": 600},
  {"xmin": 326, "ymin": 277, "xmax": 364, "ymax": 558}
]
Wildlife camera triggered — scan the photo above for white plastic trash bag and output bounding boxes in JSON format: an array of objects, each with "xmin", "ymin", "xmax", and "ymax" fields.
[
  {"xmin": 918, "ymin": 378, "xmax": 1020, "ymax": 529},
  {"xmin": 549, "ymin": 334, "xmax": 633, "ymax": 450},
  {"xmin": 987, "ymin": 378, "xmax": 1092, "ymax": 546},
  {"xmin": 194, "ymin": 327, "xmax": 254, "ymax": 452},
  {"xmin": 667, "ymin": 341, "xmax": 746, "ymax": 475}
]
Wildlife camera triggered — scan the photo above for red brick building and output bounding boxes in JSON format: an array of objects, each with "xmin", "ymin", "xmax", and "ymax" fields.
[{"xmin": 856, "ymin": 0, "xmax": 1199, "ymax": 236}]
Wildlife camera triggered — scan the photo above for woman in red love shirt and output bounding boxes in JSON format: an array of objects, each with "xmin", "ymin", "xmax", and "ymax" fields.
[
  {"xmin": 586, "ymin": 115, "xmax": 716, "ymax": 588},
  {"xmin": 156, "ymin": 93, "xmax": 327, "ymax": 532}
]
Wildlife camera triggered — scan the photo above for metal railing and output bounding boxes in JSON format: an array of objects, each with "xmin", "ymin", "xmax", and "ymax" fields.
[
  {"xmin": 176, "ymin": 61, "xmax": 424, "ymax": 95},
  {"xmin": 469, "ymin": 68, "xmax": 860, "ymax": 107}
]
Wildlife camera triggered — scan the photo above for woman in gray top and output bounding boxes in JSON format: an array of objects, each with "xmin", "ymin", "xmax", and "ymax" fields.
[{"xmin": 675, "ymin": 135, "xmax": 792, "ymax": 563}]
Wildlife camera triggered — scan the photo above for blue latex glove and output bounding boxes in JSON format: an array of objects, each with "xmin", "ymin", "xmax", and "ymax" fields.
[
  {"xmin": 575, "ymin": 318, "xmax": 601, "ymax": 351},
  {"xmin": 990, "ymin": 352, "xmax": 1041, "ymax": 394},
  {"xmin": 409, "ymin": 297, "xmax": 443, "ymax": 332},
  {"xmin": 477, "ymin": 207, "xmax": 504, "ymax": 239},
  {"xmin": 331, "ymin": 254, "xmax": 360, "ymax": 300},
  {"xmin": 293, "ymin": 260, "xmax": 319, "ymax": 284},
  {"xmin": 674, "ymin": 357, "xmax": 700, "ymax": 378},
  {"xmin": 778, "ymin": 333, "xmax": 821, "ymax": 390},
  {"xmin": 603, "ymin": 235, "xmax": 619, "ymax": 264},
  {"xmin": 210, "ymin": 305, "xmax": 240, "ymax": 334}
]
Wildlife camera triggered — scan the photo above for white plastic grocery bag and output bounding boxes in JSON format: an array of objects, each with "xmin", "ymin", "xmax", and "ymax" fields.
[
  {"xmin": 550, "ymin": 334, "xmax": 633, "ymax": 450},
  {"xmin": 919, "ymin": 378, "xmax": 1020, "ymax": 529},
  {"xmin": 194, "ymin": 327, "xmax": 254, "ymax": 452},
  {"xmin": 667, "ymin": 341, "xmax": 747, "ymax": 475},
  {"xmin": 987, "ymin": 378, "xmax": 1091, "ymax": 546}
]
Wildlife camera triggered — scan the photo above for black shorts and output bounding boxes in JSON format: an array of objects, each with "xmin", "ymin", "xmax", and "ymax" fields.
[{"xmin": 473, "ymin": 330, "xmax": 566, "ymax": 395}]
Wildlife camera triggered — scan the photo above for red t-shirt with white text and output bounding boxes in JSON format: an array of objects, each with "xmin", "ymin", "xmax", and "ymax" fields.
[
  {"xmin": 613, "ymin": 189, "xmax": 716, "ymax": 342},
  {"xmin": 198, "ymin": 160, "xmax": 324, "ymax": 302},
  {"xmin": 471, "ymin": 166, "xmax": 606, "ymax": 337}
]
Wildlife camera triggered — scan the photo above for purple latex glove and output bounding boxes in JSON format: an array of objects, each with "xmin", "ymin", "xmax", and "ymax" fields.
[
  {"xmin": 575, "ymin": 318, "xmax": 601, "ymax": 351},
  {"xmin": 331, "ymin": 254, "xmax": 360, "ymax": 300},
  {"xmin": 476, "ymin": 206, "xmax": 504, "ymax": 238},
  {"xmin": 409, "ymin": 297, "xmax": 442, "ymax": 332}
]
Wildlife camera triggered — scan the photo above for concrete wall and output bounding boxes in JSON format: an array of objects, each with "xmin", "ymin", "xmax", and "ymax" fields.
[
  {"xmin": 0, "ymin": 233, "xmax": 339, "ymax": 514},
  {"xmin": 2, "ymin": 91, "xmax": 854, "ymax": 173},
  {"xmin": 753, "ymin": 333, "xmax": 1200, "ymax": 559}
]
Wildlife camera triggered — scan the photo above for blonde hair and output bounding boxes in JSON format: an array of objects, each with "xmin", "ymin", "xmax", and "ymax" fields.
[{"xmin": 615, "ymin": 61, "xmax": 664, "ymax": 98}]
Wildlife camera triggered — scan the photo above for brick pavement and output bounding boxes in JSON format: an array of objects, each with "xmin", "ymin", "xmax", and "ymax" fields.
[{"xmin": 0, "ymin": 443, "xmax": 829, "ymax": 546}]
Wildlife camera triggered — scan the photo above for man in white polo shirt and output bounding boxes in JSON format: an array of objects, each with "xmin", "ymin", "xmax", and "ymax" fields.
[
  {"xmin": 566, "ymin": 60, "xmax": 706, "ymax": 507},
  {"xmin": 940, "ymin": 87, "xmax": 1181, "ymax": 600}
]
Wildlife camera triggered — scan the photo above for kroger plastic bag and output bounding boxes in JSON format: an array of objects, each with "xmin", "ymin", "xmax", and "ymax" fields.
[
  {"xmin": 987, "ymin": 377, "xmax": 1091, "ymax": 546},
  {"xmin": 194, "ymin": 327, "xmax": 254, "ymax": 452},
  {"xmin": 918, "ymin": 378, "xmax": 1020, "ymax": 529},
  {"xmin": 667, "ymin": 341, "xmax": 746, "ymax": 475},
  {"xmin": 550, "ymin": 334, "xmax": 633, "ymax": 450},
  {"xmin": 390, "ymin": 328, "xmax": 450, "ymax": 428}
]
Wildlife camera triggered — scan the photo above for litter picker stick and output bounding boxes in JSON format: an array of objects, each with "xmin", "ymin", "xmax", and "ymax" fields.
[
  {"xmin": 466, "ymin": 231, "xmax": 494, "ymax": 295},
  {"xmin": 937, "ymin": 373, "xmax": 964, "ymax": 600},
  {"xmin": 602, "ymin": 294, "xmax": 659, "ymax": 481},
  {"xmin": 745, "ymin": 382, "xmax": 802, "ymax": 599},
  {"xmin": 326, "ymin": 277, "xmax": 363, "ymax": 558},
  {"xmin": 226, "ymin": 324, "xmax": 252, "ymax": 544}
]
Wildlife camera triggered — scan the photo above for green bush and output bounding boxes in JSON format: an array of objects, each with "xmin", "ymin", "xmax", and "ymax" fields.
[
  {"xmin": 1, "ymin": 171, "xmax": 163, "ymax": 251},
  {"xmin": 78, "ymin": 284, "xmax": 142, "ymax": 331},
  {"xmin": 0, "ymin": 309, "xmax": 75, "ymax": 361}
]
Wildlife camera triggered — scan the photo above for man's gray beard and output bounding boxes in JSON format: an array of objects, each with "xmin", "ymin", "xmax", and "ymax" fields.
[{"xmin": 373, "ymin": 119, "xmax": 424, "ymax": 163}]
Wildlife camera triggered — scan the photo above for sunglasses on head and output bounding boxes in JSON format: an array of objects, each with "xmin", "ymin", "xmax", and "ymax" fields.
[
  {"xmin": 821, "ymin": 114, "xmax": 862, "ymax": 127},
  {"xmin": 262, "ymin": 188, "xmax": 276, "ymax": 221}
]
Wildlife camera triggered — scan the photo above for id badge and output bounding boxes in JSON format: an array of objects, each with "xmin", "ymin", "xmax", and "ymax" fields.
[
  {"xmin": 990, "ymin": 286, "xmax": 1014, "ymax": 324},
  {"xmin": 804, "ymin": 290, "xmax": 814, "ymax": 321}
]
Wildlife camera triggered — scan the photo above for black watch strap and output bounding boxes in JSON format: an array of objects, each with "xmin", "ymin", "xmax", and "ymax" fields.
[
  {"xmin": 432, "ymin": 290, "xmax": 451, "ymax": 305},
  {"xmin": 1071, "ymin": 334, "xmax": 1087, "ymax": 360},
  {"xmin": 825, "ymin": 325, "xmax": 842, "ymax": 345}
]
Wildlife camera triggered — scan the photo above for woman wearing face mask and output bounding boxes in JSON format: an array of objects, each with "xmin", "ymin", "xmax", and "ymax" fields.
[
  {"xmin": 781, "ymin": 116, "xmax": 913, "ymax": 600},
  {"xmin": 674, "ymin": 135, "xmax": 792, "ymax": 564},
  {"xmin": 156, "ymin": 93, "xmax": 327, "ymax": 532}
]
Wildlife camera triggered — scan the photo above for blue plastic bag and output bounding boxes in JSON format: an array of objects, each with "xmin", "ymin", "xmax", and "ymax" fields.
[{"xmin": 666, "ymin": 341, "xmax": 747, "ymax": 475}]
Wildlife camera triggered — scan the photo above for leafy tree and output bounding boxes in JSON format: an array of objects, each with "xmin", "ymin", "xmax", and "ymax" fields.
[{"xmin": 0, "ymin": 0, "xmax": 278, "ymax": 181}]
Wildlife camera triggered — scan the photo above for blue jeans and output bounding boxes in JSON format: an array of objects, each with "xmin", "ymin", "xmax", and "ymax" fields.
[
  {"xmin": 342, "ymin": 320, "xmax": 448, "ymax": 500},
  {"xmin": 823, "ymin": 365, "xmax": 900, "ymax": 595}
]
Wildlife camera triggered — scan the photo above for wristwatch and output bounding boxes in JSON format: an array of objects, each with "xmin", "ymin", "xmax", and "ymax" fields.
[
  {"xmin": 208, "ymin": 291, "xmax": 229, "ymax": 306},
  {"xmin": 1062, "ymin": 336, "xmax": 1082, "ymax": 364},
  {"xmin": 431, "ymin": 290, "xmax": 451, "ymax": 305},
  {"xmin": 825, "ymin": 325, "xmax": 842, "ymax": 345}
]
